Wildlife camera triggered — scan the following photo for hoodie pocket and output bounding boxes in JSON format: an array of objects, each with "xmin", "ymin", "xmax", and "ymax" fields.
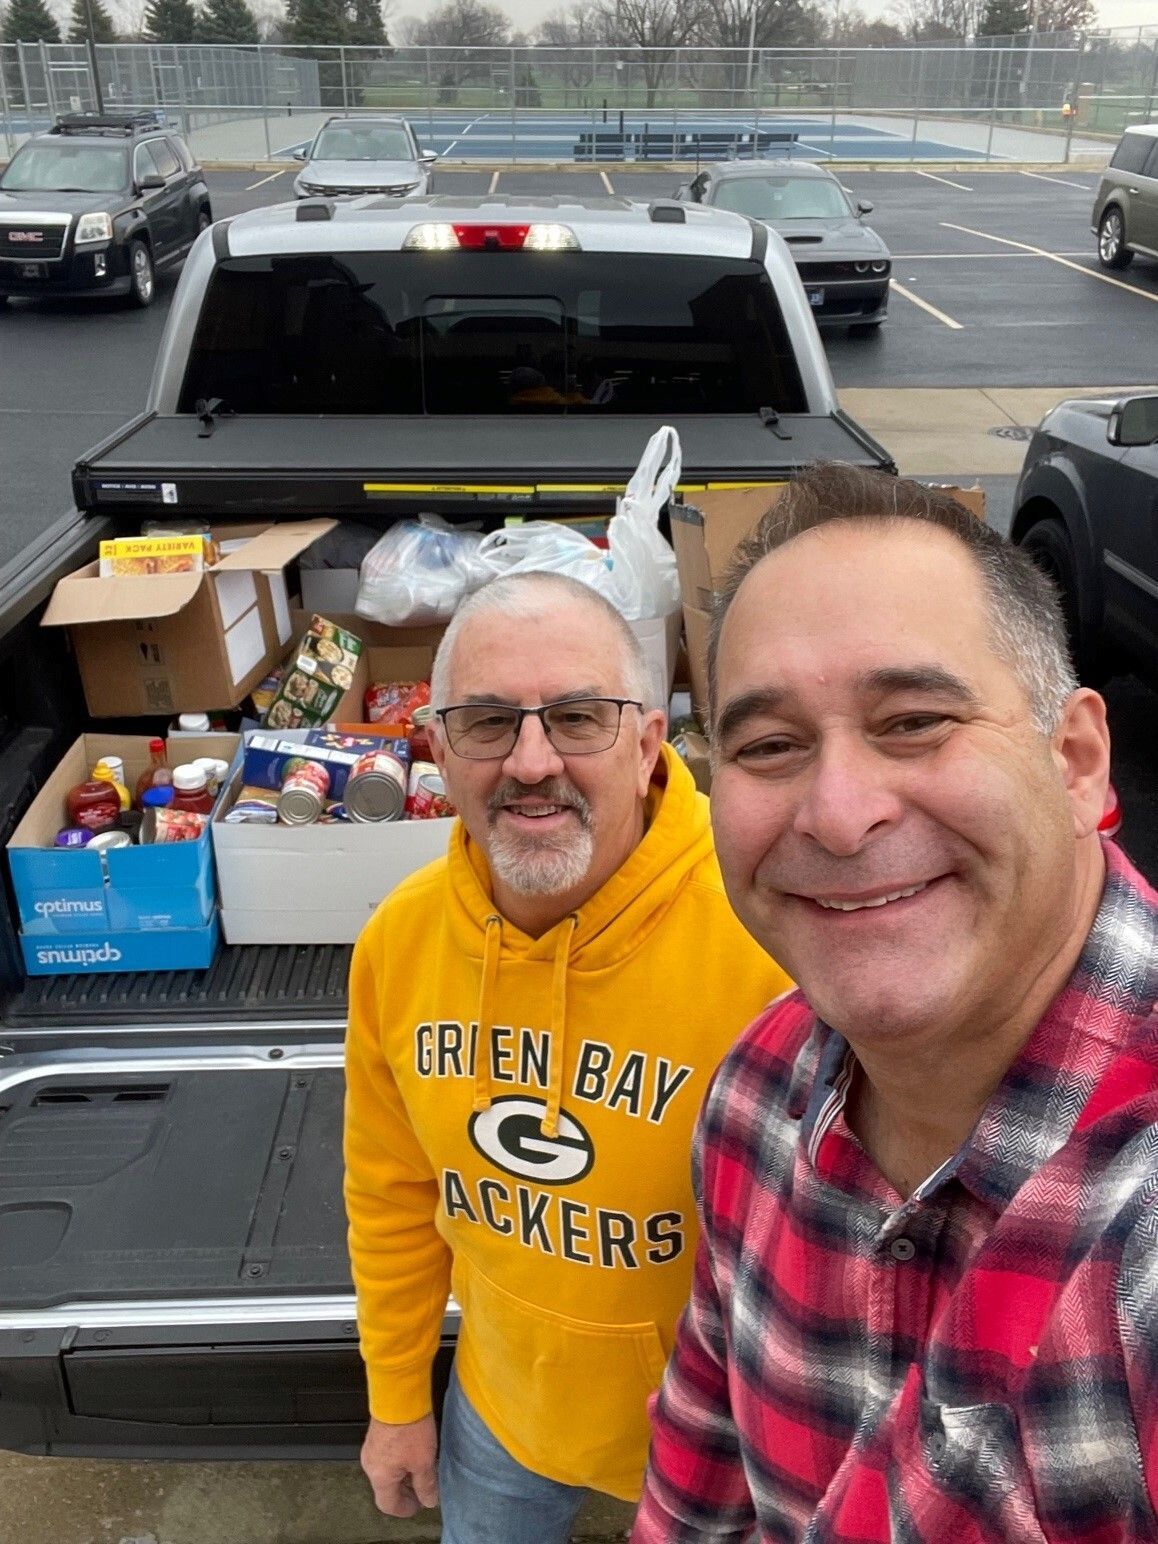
[{"xmin": 453, "ymin": 1254, "xmax": 668, "ymax": 1497}]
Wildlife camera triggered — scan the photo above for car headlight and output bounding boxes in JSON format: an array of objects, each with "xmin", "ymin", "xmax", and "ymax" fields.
[
  {"xmin": 298, "ymin": 181, "xmax": 321, "ymax": 195},
  {"xmin": 854, "ymin": 261, "xmax": 870, "ymax": 274},
  {"xmin": 74, "ymin": 212, "xmax": 112, "ymax": 244},
  {"xmin": 871, "ymin": 259, "xmax": 890, "ymax": 274}
]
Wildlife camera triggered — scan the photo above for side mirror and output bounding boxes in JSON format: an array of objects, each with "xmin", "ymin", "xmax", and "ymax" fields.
[
  {"xmin": 137, "ymin": 173, "xmax": 165, "ymax": 190},
  {"xmin": 857, "ymin": 199, "xmax": 874, "ymax": 216},
  {"xmin": 293, "ymin": 149, "xmax": 307, "ymax": 162},
  {"xmin": 1108, "ymin": 395, "xmax": 1158, "ymax": 447},
  {"xmin": 420, "ymin": 150, "xmax": 437, "ymax": 166}
]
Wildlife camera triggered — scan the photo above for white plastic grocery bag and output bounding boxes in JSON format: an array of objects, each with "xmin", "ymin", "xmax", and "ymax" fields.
[{"xmin": 355, "ymin": 516, "xmax": 488, "ymax": 626}]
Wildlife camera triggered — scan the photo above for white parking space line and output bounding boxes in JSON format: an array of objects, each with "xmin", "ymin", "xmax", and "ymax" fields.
[
  {"xmin": 488, "ymin": 169, "xmax": 500, "ymax": 194},
  {"xmin": 915, "ymin": 169, "xmax": 973, "ymax": 191},
  {"xmin": 600, "ymin": 170, "xmax": 615, "ymax": 194},
  {"xmin": 888, "ymin": 279, "xmax": 964, "ymax": 329},
  {"xmin": 1018, "ymin": 170, "xmax": 1093, "ymax": 191},
  {"xmin": 941, "ymin": 222, "xmax": 1158, "ymax": 303},
  {"xmin": 894, "ymin": 250, "xmax": 1088, "ymax": 259},
  {"xmin": 245, "ymin": 170, "xmax": 285, "ymax": 190}
]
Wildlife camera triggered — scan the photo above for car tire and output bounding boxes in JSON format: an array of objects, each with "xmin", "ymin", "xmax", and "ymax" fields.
[
  {"xmin": 127, "ymin": 240, "xmax": 155, "ymax": 308},
  {"xmin": 1020, "ymin": 517, "xmax": 1100, "ymax": 681},
  {"xmin": 1097, "ymin": 207, "xmax": 1133, "ymax": 271}
]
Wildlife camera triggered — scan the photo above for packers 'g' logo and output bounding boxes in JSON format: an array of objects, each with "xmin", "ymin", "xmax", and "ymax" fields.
[{"xmin": 468, "ymin": 1097, "xmax": 594, "ymax": 1184}]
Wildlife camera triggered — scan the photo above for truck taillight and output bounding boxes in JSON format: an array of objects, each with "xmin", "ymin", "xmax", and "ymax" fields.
[{"xmin": 402, "ymin": 222, "xmax": 579, "ymax": 252}]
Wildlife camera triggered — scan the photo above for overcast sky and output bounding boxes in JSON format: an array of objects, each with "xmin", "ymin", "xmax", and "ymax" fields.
[{"xmin": 487, "ymin": 0, "xmax": 1153, "ymax": 31}]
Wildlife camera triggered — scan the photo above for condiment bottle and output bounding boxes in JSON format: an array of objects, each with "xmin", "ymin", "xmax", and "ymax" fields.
[
  {"xmin": 135, "ymin": 738, "xmax": 172, "ymax": 809},
  {"xmin": 140, "ymin": 785, "xmax": 175, "ymax": 844},
  {"xmin": 66, "ymin": 778, "xmax": 122, "ymax": 833},
  {"xmin": 91, "ymin": 760, "xmax": 131, "ymax": 811},
  {"xmin": 409, "ymin": 704, "xmax": 434, "ymax": 763},
  {"xmin": 171, "ymin": 764, "xmax": 215, "ymax": 815}
]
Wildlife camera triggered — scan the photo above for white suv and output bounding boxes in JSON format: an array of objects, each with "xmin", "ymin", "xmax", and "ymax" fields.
[{"xmin": 292, "ymin": 115, "xmax": 436, "ymax": 200}]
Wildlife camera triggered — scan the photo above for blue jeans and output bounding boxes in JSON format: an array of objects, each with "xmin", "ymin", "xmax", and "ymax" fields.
[{"xmin": 438, "ymin": 1364, "xmax": 587, "ymax": 1544}]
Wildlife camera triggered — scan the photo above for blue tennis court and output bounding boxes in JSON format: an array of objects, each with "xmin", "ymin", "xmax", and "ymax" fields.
[{"xmin": 277, "ymin": 111, "xmax": 995, "ymax": 164}]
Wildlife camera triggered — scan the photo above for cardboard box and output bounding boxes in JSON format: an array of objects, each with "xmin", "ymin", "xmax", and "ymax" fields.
[
  {"xmin": 682, "ymin": 606, "xmax": 712, "ymax": 725},
  {"xmin": 670, "ymin": 487, "xmax": 787, "ymax": 613},
  {"xmin": 671, "ymin": 730, "xmax": 711, "ymax": 794},
  {"xmin": 670, "ymin": 483, "xmax": 988, "ymax": 616},
  {"xmin": 19, "ymin": 915, "xmax": 219, "ymax": 977},
  {"xmin": 6, "ymin": 728, "xmax": 237, "ymax": 944},
  {"xmin": 212, "ymin": 742, "xmax": 453, "ymax": 944},
  {"xmin": 41, "ymin": 520, "xmax": 334, "ymax": 717}
]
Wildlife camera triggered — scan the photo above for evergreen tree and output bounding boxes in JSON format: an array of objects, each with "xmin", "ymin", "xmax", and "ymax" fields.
[
  {"xmin": 143, "ymin": 0, "xmax": 198, "ymax": 42},
  {"xmin": 977, "ymin": 0, "xmax": 1029, "ymax": 34},
  {"xmin": 68, "ymin": 0, "xmax": 117, "ymax": 43},
  {"xmin": 285, "ymin": 0, "xmax": 347, "ymax": 47},
  {"xmin": 345, "ymin": 0, "xmax": 386, "ymax": 46},
  {"xmin": 197, "ymin": 0, "xmax": 260, "ymax": 43},
  {"xmin": 2, "ymin": 0, "xmax": 61, "ymax": 42}
]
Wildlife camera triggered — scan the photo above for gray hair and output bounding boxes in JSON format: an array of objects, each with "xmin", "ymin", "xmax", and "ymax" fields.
[
  {"xmin": 430, "ymin": 571, "xmax": 653, "ymax": 714},
  {"xmin": 707, "ymin": 463, "xmax": 1078, "ymax": 736}
]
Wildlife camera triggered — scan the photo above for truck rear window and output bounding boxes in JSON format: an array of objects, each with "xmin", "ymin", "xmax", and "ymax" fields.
[{"xmin": 177, "ymin": 251, "xmax": 807, "ymax": 416}]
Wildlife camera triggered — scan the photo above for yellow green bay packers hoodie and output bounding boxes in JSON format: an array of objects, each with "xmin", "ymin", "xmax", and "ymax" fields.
[{"xmin": 344, "ymin": 747, "xmax": 790, "ymax": 1500}]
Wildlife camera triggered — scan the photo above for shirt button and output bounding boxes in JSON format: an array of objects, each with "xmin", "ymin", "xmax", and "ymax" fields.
[
  {"xmin": 890, "ymin": 1237, "xmax": 916, "ymax": 1262},
  {"xmin": 929, "ymin": 1431, "xmax": 947, "ymax": 1461}
]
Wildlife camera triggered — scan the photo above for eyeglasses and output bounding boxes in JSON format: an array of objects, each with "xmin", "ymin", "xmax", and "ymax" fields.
[{"xmin": 436, "ymin": 697, "xmax": 643, "ymax": 760}]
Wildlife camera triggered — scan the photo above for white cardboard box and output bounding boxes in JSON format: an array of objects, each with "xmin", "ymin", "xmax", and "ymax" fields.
[{"xmin": 212, "ymin": 765, "xmax": 453, "ymax": 945}]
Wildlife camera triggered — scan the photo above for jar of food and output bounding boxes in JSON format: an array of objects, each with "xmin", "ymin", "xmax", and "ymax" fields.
[
  {"xmin": 175, "ymin": 713, "xmax": 211, "ymax": 734},
  {"xmin": 171, "ymin": 765, "xmax": 214, "ymax": 815},
  {"xmin": 409, "ymin": 704, "xmax": 435, "ymax": 763},
  {"xmin": 66, "ymin": 779, "xmax": 123, "ymax": 833},
  {"xmin": 191, "ymin": 757, "xmax": 230, "ymax": 797}
]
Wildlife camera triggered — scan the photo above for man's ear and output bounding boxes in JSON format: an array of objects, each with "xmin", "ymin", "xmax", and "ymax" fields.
[
  {"xmin": 1051, "ymin": 688, "xmax": 1111, "ymax": 839},
  {"xmin": 636, "ymin": 709, "xmax": 667, "ymax": 799},
  {"xmin": 429, "ymin": 729, "xmax": 448, "ymax": 778}
]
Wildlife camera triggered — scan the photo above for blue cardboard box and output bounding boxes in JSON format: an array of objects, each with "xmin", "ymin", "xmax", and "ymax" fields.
[
  {"xmin": 7, "ymin": 733, "xmax": 237, "ymax": 943},
  {"xmin": 20, "ymin": 913, "xmax": 220, "ymax": 976}
]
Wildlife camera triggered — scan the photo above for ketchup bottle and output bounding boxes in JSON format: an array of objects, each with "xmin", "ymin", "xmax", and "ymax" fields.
[
  {"xmin": 67, "ymin": 779, "xmax": 123, "ymax": 833},
  {"xmin": 135, "ymin": 738, "xmax": 172, "ymax": 809},
  {"xmin": 171, "ymin": 765, "xmax": 215, "ymax": 816}
]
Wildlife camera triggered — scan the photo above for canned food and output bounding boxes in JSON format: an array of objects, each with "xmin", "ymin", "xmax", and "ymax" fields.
[
  {"xmin": 88, "ymin": 829, "xmax": 133, "ymax": 853},
  {"xmin": 345, "ymin": 747, "xmax": 408, "ymax": 823},
  {"xmin": 277, "ymin": 757, "xmax": 331, "ymax": 826},
  {"xmin": 408, "ymin": 771, "xmax": 454, "ymax": 821},
  {"xmin": 144, "ymin": 807, "xmax": 208, "ymax": 844}
]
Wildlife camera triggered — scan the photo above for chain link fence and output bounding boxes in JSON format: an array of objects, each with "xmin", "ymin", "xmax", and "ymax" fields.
[{"xmin": 1, "ymin": 33, "xmax": 1153, "ymax": 165}]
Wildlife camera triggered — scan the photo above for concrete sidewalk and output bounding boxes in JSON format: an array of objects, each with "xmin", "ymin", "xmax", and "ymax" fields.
[
  {"xmin": 842, "ymin": 384, "xmax": 1158, "ymax": 477},
  {"xmin": 0, "ymin": 1451, "xmax": 635, "ymax": 1544}
]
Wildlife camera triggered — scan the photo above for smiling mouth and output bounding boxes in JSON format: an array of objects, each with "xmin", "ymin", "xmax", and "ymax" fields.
[
  {"xmin": 810, "ymin": 881, "xmax": 930, "ymax": 912},
  {"xmin": 503, "ymin": 803, "xmax": 573, "ymax": 819}
]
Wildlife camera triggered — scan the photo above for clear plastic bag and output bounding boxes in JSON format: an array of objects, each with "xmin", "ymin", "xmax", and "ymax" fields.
[
  {"xmin": 355, "ymin": 517, "xmax": 488, "ymax": 626},
  {"xmin": 475, "ymin": 427, "xmax": 683, "ymax": 622}
]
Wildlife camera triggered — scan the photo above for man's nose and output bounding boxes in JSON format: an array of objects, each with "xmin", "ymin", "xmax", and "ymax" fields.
[
  {"xmin": 503, "ymin": 712, "xmax": 565, "ymax": 782},
  {"xmin": 793, "ymin": 737, "xmax": 904, "ymax": 856}
]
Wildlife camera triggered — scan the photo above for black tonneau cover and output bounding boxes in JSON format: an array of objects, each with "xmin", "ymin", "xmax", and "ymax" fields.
[{"xmin": 73, "ymin": 411, "xmax": 895, "ymax": 518}]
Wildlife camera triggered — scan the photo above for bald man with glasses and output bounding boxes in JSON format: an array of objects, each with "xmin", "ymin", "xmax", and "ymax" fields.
[{"xmin": 343, "ymin": 571, "xmax": 791, "ymax": 1544}]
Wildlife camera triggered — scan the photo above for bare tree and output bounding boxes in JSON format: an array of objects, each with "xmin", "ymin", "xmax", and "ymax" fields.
[{"xmin": 591, "ymin": 0, "xmax": 712, "ymax": 107}]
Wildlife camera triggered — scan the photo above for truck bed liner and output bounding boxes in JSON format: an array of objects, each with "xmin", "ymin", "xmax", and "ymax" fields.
[
  {"xmin": 3, "ymin": 943, "xmax": 353, "ymax": 1028},
  {"xmin": 0, "ymin": 1063, "xmax": 350, "ymax": 1310}
]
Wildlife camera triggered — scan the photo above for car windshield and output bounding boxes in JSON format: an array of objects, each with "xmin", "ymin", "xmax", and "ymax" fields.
[
  {"xmin": 178, "ymin": 250, "xmax": 807, "ymax": 416},
  {"xmin": 311, "ymin": 126, "xmax": 414, "ymax": 162},
  {"xmin": 0, "ymin": 141, "xmax": 127, "ymax": 193},
  {"xmin": 713, "ymin": 176, "xmax": 850, "ymax": 221}
]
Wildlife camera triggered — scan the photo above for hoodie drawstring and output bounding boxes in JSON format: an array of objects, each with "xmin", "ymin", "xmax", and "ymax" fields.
[
  {"xmin": 541, "ymin": 914, "xmax": 579, "ymax": 1139},
  {"xmin": 473, "ymin": 914, "xmax": 503, "ymax": 1115}
]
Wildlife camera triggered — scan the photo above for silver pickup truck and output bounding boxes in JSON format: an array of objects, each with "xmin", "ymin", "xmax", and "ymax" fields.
[{"xmin": 0, "ymin": 193, "xmax": 893, "ymax": 1460}]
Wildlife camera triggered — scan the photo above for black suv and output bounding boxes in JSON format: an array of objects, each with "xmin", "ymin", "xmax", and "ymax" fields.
[
  {"xmin": 0, "ymin": 112, "xmax": 212, "ymax": 309},
  {"xmin": 1012, "ymin": 392, "xmax": 1158, "ymax": 682}
]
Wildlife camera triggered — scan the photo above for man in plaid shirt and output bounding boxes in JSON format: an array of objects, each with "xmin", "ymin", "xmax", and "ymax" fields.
[{"xmin": 633, "ymin": 465, "xmax": 1158, "ymax": 1544}]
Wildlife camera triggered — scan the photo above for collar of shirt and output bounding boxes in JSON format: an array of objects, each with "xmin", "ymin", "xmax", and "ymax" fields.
[{"xmin": 796, "ymin": 841, "xmax": 1158, "ymax": 1212}]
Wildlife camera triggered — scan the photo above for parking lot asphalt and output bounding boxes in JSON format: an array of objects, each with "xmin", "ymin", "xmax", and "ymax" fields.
[{"xmin": 1, "ymin": 162, "xmax": 1157, "ymax": 1542}]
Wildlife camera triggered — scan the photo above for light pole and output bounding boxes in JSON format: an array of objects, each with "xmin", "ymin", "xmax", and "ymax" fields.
[{"xmin": 82, "ymin": 0, "xmax": 105, "ymax": 113}]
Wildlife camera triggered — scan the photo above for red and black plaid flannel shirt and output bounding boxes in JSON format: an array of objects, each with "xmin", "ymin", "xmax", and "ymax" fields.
[{"xmin": 633, "ymin": 841, "xmax": 1158, "ymax": 1543}]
